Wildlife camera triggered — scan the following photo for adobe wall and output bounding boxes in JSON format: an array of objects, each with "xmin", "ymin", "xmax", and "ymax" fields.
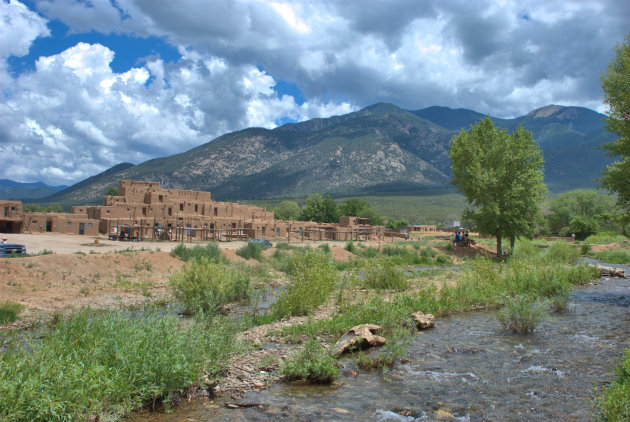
[{"xmin": 23, "ymin": 212, "xmax": 99, "ymax": 236}]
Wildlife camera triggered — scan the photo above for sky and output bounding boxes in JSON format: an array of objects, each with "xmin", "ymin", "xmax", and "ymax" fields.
[{"xmin": 1, "ymin": 0, "xmax": 628, "ymax": 186}]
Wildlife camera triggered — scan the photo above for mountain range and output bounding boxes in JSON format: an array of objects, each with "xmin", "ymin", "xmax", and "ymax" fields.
[
  {"xmin": 0, "ymin": 180, "xmax": 67, "ymax": 201},
  {"xmin": 39, "ymin": 103, "xmax": 614, "ymax": 204}
]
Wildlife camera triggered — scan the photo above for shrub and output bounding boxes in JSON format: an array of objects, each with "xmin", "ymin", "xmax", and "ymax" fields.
[
  {"xmin": 272, "ymin": 249, "xmax": 337, "ymax": 317},
  {"xmin": 280, "ymin": 339, "xmax": 339, "ymax": 383},
  {"xmin": 0, "ymin": 302, "xmax": 23, "ymax": 325},
  {"xmin": 0, "ymin": 310, "xmax": 238, "ymax": 421},
  {"xmin": 595, "ymin": 249, "xmax": 630, "ymax": 264},
  {"xmin": 545, "ymin": 240, "xmax": 580, "ymax": 264},
  {"xmin": 594, "ymin": 345, "xmax": 630, "ymax": 421},
  {"xmin": 345, "ymin": 240, "xmax": 356, "ymax": 253},
  {"xmin": 318, "ymin": 243, "xmax": 331, "ymax": 254},
  {"xmin": 569, "ymin": 216, "xmax": 600, "ymax": 240},
  {"xmin": 170, "ymin": 257, "xmax": 250, "ymax": 314},
  {"xmin": 360, "ymin": 246, "xmax": 379, "ymax": 258},
  {"xmin": 585, "ymin": 232, "xmax": 628, "ymax": 244},
  {"xmin": 236, "ymin": 243, "xmax": 268, "ymax": 260},
  {"xmin": 170, "ymin": 242, "xmax": 226, "ymax": 263},
  {"xmin": 581, "ymin": 242, "xmax": 593, "ymax": 255},
  {"xmin": 361, "ymin": 259, "xmax": 408, "ymax": 291},
  {"xmin": 496, "ymin": 296, "xmax": 548, "ymax": 333}
]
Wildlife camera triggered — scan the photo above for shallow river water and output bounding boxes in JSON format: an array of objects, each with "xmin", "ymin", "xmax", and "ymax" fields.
[{"xmin": 128, "ymin": 262, "xmax": 630, "ymax": 421}]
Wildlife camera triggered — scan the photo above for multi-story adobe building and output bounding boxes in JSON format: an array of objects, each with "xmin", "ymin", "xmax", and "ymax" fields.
[{"xmin": 0, "ymin": 180, "xmax": 387, "ymax": 241}]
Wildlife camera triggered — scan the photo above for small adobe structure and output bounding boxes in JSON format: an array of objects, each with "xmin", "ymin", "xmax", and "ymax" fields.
[{"xmin": 0, "ymin": 180, "xmax": 391, "ymax": 242}]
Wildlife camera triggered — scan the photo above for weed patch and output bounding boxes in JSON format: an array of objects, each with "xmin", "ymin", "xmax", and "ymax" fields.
[
  {"xmin": 595, "ymin": 249, "xmax": 630, "ymax": 264},
  {"xmin": 236, "ymin": 243, "xmax": 268, "ymax": 260},
  {"xmin": 280, "ymin": 339, "xmax": 339, "ymax": 383},
  {"xmin": 170, "ymin": 243, "xmax": 226, "ymax": 264},
  {"xmin": 0, "ymin": 301, "xmax": 23, "ymax": 325}
]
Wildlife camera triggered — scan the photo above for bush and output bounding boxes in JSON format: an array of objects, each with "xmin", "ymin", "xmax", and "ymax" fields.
[
  {"xmin": 569, "ymin": 216, "xmax": 600, "ymax": 240},
  {"xmin": 280, "ymin": 339, "xmax": 339, "ymax": 383},
  {"xmin": 0, "ymin": 310, "xmax": 238, "ymax": 421},
  {"xmin": 318, "ymin": 243, "xmax": 331, "ymax": 254},
  {"xmin": 545, "ymin": 240, "xmax": 579, "ymax": 264},
  {"xmin": 361, "ymin": 259, "xmax": 408, "ymax": 290},
  {"xmin": 594, "ymin": 345, "xmax": 630, "ymax": 421},
  {"xmin": 236, "ymin": 243, "xmax": 268, "ymax": 260},
  {"xmin": 170, "ymin": 257, "xmax": 250, "ymax": 314},
  {"xmin": 170, "ymin": 243, "xmax": 226, "ymax": 263},
  {"xmin": 272, "ymin": 249, "xmax": 337, "ymax": 317},
  {"xmin": 345, "ymin": 240, "xmax": 356, "ymax": 253},
  {"xmin": 0, "ymin": 302, "xmax": 23, "ymax": 325},
  {"xmin": 496, "ymin": 296, "xmax": 548, "ymax": 333},
  {"xmin": 595, "ymin": 249, "xmax": 630, "ymax": 264},
  {"xmin": 585, "ymin": 232, "xmax": 628, "ymax": 244}
]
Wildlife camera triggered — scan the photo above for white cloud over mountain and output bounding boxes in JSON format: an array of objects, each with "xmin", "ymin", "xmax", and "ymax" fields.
[{"xmin": 0, "ymin": 0, "xmax": 628, "ymax": 185}]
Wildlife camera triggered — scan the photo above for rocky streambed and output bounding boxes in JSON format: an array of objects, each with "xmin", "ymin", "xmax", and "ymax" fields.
[{"xmin": 127, "ymin": 261, "xmax": 630, "ymax": 421}]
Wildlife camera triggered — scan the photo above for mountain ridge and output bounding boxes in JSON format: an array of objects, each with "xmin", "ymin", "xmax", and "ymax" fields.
[{"xmin": 44, "ymin": 103, "xmax": 614, "ymax": 205}]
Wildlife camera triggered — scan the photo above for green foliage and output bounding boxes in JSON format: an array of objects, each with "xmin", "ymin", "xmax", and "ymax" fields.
[
  {"xmin": 0, "ymin": 310, "xmax": 238, "ymax": 422},
  {"xmin": 169, "ymin": 257, "xmax": 250, "ymax": 314},
  {"xmin": 22, "ymin": 202, "xmax": 64, "ymax": 213},
  {"xmin": 601, "ymin": 33, "xmax": 630, "ymax": 214},
  {"xmin": 496, "ymin": 296, "xmax": 548, "ymax": 333},
  {"xmin": 585, "ymin": 232, "xmax": 628, "ymax": 244},
  {"xmin": 299, "ymin": 193, "xmax": 340, "ymax": 223},
  {"xmin": 385, "ymin": 218, "xmax": 409, "ymax": 229},
  {"xmin": 170, "ymin": 242, "xmax": 226, "ymax": 264},
  {"xmin": 274, "ymin": 200, "xmax": 300, "ymax": 220},
  {"xmin": 449, "ymin": 117, "xmax": 547, "ymax": 256},
  {"xmin": 105, "ymin": 186, "xmax": 120, "ymax": 196},
  {"xmin": 339, "ymin": 198, "xmax": 385, "ymax": 225},
  {"xmin": 345, "ymin": 240, "xmax": 356, "ymax": 253},
  {"xmin": 595, "ymin": 249, "xmax": 630, "ymax": 264},
  {"xmin": 360, "ymin": 258, "xmax": 408, "ymax": 290},
  {"xmin": 594, "ymin": 344, "xmax": 630, "ymax": 421},
  {"xmin": 280, "ymin": 339, "xmax": 339, "ymax": 383},
  {"xmin": 569, "ymin": 216, "xmax": 600, "ymax": 240},
  {"xmin": 236, "ymin": 243, "xmax": 268, "ymax": 260},
  {"xmin": 317, "ymin": 243, "xmax": 331, "ymax": 254},
  {"xmin": 546, "ymin": 190, "xmax": 618, "ymax": 234},
  {"xmin": 272, "ymin": 249, "xmax": 337, "ymax": 317},
  {"xmin": 0, "ymin": 302, "xmax": 23, "ymax": 325}
]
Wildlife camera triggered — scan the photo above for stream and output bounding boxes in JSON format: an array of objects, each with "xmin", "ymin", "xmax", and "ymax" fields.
[{"xmin": 128, "ymin": 261, "xmax": 630, "ymax": 421}]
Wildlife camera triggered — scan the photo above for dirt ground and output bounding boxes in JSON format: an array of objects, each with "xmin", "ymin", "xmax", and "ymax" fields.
[{"xmin": 0, "ymin": 232, "xmax": 491, "ymax": 324}]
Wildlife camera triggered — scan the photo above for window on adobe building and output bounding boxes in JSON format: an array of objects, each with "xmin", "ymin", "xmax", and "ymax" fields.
[
  {"xmin": 180, "ymin": 203, "xmax": 184, "ymax": 211},
  {"xmin": 66, "ymin": 221, "xmax": 72, "ymax": 226},
  {"xmin": 88, "ymin": 223, "xmax": 92, "ymax": 227},
  {"xmin": 142, "ymin": 207, "xmax": 147, "ymax": 216},
  {"xmin": 159, "ymin": 195, "xmax": 163, "ymax": 202},
  {"xmin": 214, "ymin": 207, "xmax": 218, "ymax": 216},
  {"xmin": 168, "ymin": 208, "xmax": 172, "ymax": 216}
]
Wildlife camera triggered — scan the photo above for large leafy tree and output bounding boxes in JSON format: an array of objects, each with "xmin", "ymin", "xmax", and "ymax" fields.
[
  {"xmin": 600, "ymin": 33, "xmax": 630, "ymax": 214},
  {"xmin": 274, "ymin": 200, "xmax": 301, "ymax": 221},
  {"xmin": 300, "ymin": 194, "xmax": 340, "ymax": 223},
  {"xmin": 449, "ymin": 117, "xmax": 546, "ymax": 256},
  {"xmin": 546, "ymin": 189, "xmax": 617, "ymax": 234}
]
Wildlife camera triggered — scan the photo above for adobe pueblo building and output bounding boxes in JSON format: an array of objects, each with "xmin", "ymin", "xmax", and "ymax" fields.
[{"xmin": 0, "ymin": 180, "xmax": 388, "ymax": 242}]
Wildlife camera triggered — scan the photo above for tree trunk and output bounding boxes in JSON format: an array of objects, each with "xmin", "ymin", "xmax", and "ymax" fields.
[
  {"xmin": 510, "ymin": 236, "xmax": 515, "ymax": 250},
  {"xmin": 496, "ymin": 232, "xmax": 502, "ymax": 257}
]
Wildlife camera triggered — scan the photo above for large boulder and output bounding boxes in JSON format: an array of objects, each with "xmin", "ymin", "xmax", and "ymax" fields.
[
  {"xmin": 333, "ymin": 324, "xmax": 386, "ymax": 356},
  {"xmin": 411, "ymin": 311, "xmax": 435, "ymax": 330}
]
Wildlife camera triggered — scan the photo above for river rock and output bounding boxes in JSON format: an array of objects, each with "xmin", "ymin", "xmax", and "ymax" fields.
[
  {"xmin": 594, "ymin": 265, "xmax": 625, "ymax": 278},
  {"xmin": 411, "ymin": 311, "xmax": 435, "ymax": 329},
  {"xmin": 333, "ymin": 324, "xmax": 386, "ymax": 355}
]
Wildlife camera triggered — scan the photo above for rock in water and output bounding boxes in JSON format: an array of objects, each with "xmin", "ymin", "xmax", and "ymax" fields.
[
  {"xmin": 334, "ymin": 324, "xmax": 386, "ymax": 355},
  {"xmin": 411, "ymin": 311, "xmax": 435, "ymax": 329}
]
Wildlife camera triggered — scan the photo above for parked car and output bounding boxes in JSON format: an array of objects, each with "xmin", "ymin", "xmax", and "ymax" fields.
[
  {"xmin": 0, "ymin": 243, "xmax": 26, "ymax": 257},
  {"xmin": 249, "ymin": 238, "xmax": 272, "ymax": 247}
]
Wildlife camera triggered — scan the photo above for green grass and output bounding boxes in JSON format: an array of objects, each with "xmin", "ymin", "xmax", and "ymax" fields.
[
  {"xmin": 0, "ymin": 310, "xmax": 239, "ymax": 421},
  {"xmin": 236, "ymin": 243, "xmax": 269, "ymax": 260},
  {"xmin": 359, "ymin": 258, "xmax": 408, "ymax": 291},
  {"xmin": 495, "ymin": 296, "xmax": 549, "ymax": 333},
  {"xmin": 585, "ymin": 232, "xmax": 629, "ymax": 244},
  {"xmin": 272, "ymin": 249, "xmax": 337, "ymax": 318},
  {"xmin": 279, "ymin": 339, "xmax": 339, "ymax": 384},
  {"xmin": 0, "ymin": 302, "xmax": 24, "ymax": 325},
  {"xmin": 595, "ymin": 249, "xmax": 630, "ymax": 264},
  {"xmin": 170, "ymin": 242, "xmax": 226, "ymax": 264},
  {"xmin": 169, "ymin": 257, "xmax": 250, "ymax": 314},
  {"xmin": 594, "ymin": 345, "xmax": 630, "ymax": 421}
]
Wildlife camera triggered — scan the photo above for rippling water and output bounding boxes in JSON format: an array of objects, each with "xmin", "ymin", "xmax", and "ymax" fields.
[{"xmin": 127, "ymin": 262, "xmax": 630, "ymax": 421}]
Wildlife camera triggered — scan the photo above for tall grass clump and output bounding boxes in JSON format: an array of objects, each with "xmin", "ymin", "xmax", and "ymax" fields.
[
  {"xmin": 361, "ymin": 258, "xmax": 408, "ymax": 291},
  {"xmin": 280, "ymin": 339, "xmax": 339, "ymax": 383},
  {"xmin": 595, "ymin": 249, "xmax": 630, "ymax": 264},
  {"xmin": 0, "ymin": 302, "xmax": 23, "ymax": 325},
  {"xmin": 170, "ymin": 242, "xmax": 226, "ymax": 264},
  {"xmin": 236, "ymin": 243, "xmax": 268, "ymax": 260},
  {"xmin": 170, "ymin": 257, "xmax": 249, "ymax": 314},
  {"xmin": 496, "ymin": 295, "xmax": 548, "ymax": 333},
  {"xmin": 317, "ymin": 243, "xmax": 331, "ymax": 254},
  {"xmin": 0, "ymin": 310, "xmax": 238, "ymax": 421},
  {"xmin": 594, "ymin": 345, "xmax": 630, "ymax": 421},
  {"xmin": 545, "ymin": 240, "xmax": 580, "ymax": 264},
  {"xmin": 585, "ymin": 232, "xmax": 628, "ymax": 245},
  {"xmin": 272, "ymin": 249, "xmax": 337, "ymax": 318}
]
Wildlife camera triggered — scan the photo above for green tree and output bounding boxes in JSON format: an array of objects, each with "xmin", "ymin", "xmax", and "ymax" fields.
[
  {"xmin": 274, "ymin": 201, "xmax": 301, "ymax": 221},
  {"xmin": 339, "ymin": 198, "xmax": 385, "ymax": 225},
  {"xmin": 45, "ymin": 202, "xmax": 63, "ymax": 213},
  {"xmin": 300, "ymin": 194, "xmax": 340, "ymax": 223},
  {"xmin": 546, "ymin": 190, "xmax": 617, "ymax": 234},
  {"xmin": 600, "ymin": 33, "xmax": 630, "ymax": 214},
  {"xmin": 449, "ymin": 117, "xmax": 546, "ymax": 256},
  {"xmin": 105, "ymin": 186, "xmax": 119, "ymax": 196}
]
